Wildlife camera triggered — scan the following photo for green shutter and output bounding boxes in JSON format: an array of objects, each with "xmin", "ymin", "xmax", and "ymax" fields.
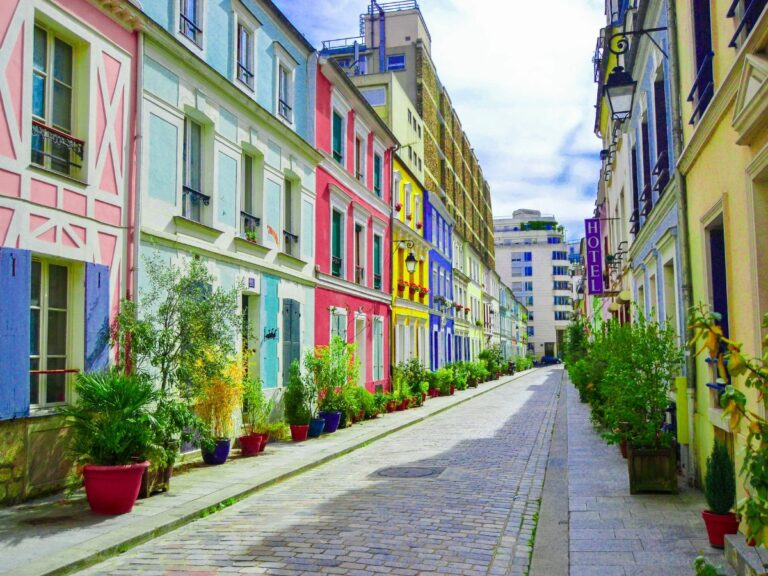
[
  {"xmin": 332, "ymin": 211, "xmax": 342, "ymax": 276},
  {"xmin": 374, "ymin": 154, "xmax": 382, "ymax": 195},
  {"xmin": 374, "ymin": 236, "xmax": 381, "ymax": 275},
  {"xmin": 332, "ymin": 112, "xmax": 343, "ymax": 163}
]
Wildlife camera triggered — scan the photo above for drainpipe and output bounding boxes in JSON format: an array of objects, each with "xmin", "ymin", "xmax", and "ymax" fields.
[
  {"xmin": 132, "ymin": 31, "xmax": 144, "ymax": 305},
  {"xmin": 665, "ymin": 0, "xmax": 697, "ymax": 485}
]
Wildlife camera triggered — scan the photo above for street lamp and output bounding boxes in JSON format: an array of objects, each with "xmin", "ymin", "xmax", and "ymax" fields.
[
  {"xmin": 395, "ymin": 240, "xmax": 418, "ymax": 274},
  {"xmin": 604, "ymin": 66, "xmax": 636, "ymax": 122}
]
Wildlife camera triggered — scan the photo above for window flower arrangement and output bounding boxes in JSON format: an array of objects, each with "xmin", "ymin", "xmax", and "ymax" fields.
[
  {"xmin": 416, "ymin": 221, "xmax": 423, "ymax": 230},
  {"xmin": 395, "ymin": 203, "xmax": 402, "ymax": 212},
  {"xmin": 397, "ymin": 280, "xmax": 406, "ymax": 291}
]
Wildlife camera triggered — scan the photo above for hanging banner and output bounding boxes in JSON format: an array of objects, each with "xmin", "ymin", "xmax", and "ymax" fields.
[{"xmin": 585, "ymin": 218, "xmax": 604, "ymax": 295}]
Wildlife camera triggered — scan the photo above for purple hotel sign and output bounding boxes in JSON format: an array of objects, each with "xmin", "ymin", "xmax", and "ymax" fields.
[{"xmin": 585, "ymin": 218, "xmax": 604, "ymax": 295}]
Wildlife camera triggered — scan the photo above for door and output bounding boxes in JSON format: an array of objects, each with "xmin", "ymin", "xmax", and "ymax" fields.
[{"xmin": 281, "ymin": 298, "xmax": 301, "ymax": 387}]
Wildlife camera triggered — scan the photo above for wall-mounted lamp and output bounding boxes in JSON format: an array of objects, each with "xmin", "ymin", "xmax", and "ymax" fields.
[{"xmin": 395, "ymin": 239, "xmax": 418, "ymax": 274}]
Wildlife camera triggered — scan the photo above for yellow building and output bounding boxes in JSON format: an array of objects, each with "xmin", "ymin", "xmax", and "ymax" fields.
[
  {"xmin": 674, "ymin": 2, "xmax": 768, "ymax": 490},
  {"xmin": 391, "ymin": 157, "xmax": 430, "ymax": 367}
]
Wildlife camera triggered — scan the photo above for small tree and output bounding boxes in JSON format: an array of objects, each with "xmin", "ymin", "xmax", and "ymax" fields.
[
  {"xmin": 705, "ymin": 441, "xmax": 736, "ymax": 515},
  {"xmin": 283, "ymin": 360, "xmax": 310, "ymax": 426}
]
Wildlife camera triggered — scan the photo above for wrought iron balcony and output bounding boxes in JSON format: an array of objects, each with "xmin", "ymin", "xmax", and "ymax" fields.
[
  {"xmin": 179, "ymin": 12, "xmax": 202, "ymax": 45},
  {"xmin": 31, "ymin": 120, "xmax": 84, "ymax": 177},
  {"xmin": 652, "ymin": 151, "xmax": 669, "ymax": 194},
  {"xmin": 687, "ymin": 52, "xmax": 715, "ymax": 125},
  {"xmin": 373, "ymin": 273, "xmax": 382, "ymax": 290},
  {"xmin": 283, "ymin": 229, "xmax": 299, "ymax": 256},
  {"xmin": 278, "ymin": 99, "xmax": 293, "ymax": 122},
  {"xmin": 240, "ymin": 211, "xmax": 261, "ymax": 241},
  {"xmin": 237, "ymin": 62, "xmax": 254, "ymax": 89},
  {"xmin": 639, "ymin": 182, "xmax": 653, "ymax": 216},
  {"xmin": 629, "ymin": 208, "xmax": 639, "ymax": 235},
  {"xmin": 331, "ymin": 255, "xmax": 343, "ymax": 277},
  {"xmin": 182, "ymin": 186, "xmax": 210, "ymax": 223},
  {"xmin": 355, "ymin": 265, "xmax": 365, "ymax": 285},
  {"xmin": 727, "ymin": 0, "xmax": 767, "ymax": 48}
]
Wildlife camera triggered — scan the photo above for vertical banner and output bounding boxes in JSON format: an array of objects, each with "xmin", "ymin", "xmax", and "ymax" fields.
[{"xmin": 585, "ymin": 218, "xmax": 604, "ymax": 295}]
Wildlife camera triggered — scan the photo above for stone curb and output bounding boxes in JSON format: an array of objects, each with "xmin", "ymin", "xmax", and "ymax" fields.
[{"xmin": 13, "ymin": 368, "xmax": 540, "ymax": 576}]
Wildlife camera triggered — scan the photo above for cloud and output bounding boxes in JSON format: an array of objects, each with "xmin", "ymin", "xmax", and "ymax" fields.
[{"xmin": 272, "ymin": 0, "xmax": 605, "ymax": 241}]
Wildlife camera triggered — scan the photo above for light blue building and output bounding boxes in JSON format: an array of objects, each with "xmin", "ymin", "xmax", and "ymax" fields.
[{"xmin": 137, "ymin": 0, "xmax": 321, "ymax": 390}]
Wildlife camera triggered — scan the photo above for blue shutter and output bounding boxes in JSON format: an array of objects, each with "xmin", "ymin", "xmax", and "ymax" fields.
[
  {"xmin": 0, "ymin": 248, "xmax": 31, "ymax": 419},
  {"xmin": 85, "ymin": 263, "xmax": 110, "ymax": 372}
]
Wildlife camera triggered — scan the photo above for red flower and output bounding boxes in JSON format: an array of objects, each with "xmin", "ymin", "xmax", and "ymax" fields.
[
  {"xmin": 416, "ymin": 222, "xmax": 423, "ymax": 229},
  {"xmin": 395, "ymin": 203, "xmax": 402, "ymax": 212}
]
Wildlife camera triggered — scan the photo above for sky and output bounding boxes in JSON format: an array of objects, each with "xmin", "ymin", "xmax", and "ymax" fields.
[{"xmin": 272, "ymin": 0, "xmax": 606, "ymax": 241}]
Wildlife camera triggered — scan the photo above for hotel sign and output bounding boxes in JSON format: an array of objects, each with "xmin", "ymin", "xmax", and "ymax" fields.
[{"xmin": 585, "ymin": 218, "xmax": 604, "ymax": 295}]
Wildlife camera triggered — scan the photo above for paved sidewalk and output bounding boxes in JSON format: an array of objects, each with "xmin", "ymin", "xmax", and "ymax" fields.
[
  {"xmin": 0, "ymin": 370, "xmax": 535, "ymax": 576},
  {"xmin": 566, "ymin": 380, "xmax": 732, "ymax": 576}
]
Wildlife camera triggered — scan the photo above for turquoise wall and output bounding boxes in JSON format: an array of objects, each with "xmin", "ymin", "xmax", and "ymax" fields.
[{"xmin": 261, "ymin": 274, "xmax": 280, "ymax": 388}]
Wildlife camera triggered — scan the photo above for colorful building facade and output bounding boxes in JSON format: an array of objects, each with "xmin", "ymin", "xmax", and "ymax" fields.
[
  {"xmin": 314, "ymin": 58, "xmax": 396, "ymax": 391},
  {"xmin": 0, "ymin": 0, "xmax": 141, "ymax": 502}
]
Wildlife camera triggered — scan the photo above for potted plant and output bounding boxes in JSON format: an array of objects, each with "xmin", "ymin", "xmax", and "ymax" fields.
[
  {"xmin": 702, "ymin": 441, "xmax": 739, "ymax": 548},
  {"xmin": 194, "ymin": 353, "xmax": 244, "ymax": 465},
  {"xmin": 397, "ymin": 279, "xmax": 406, "ymax": 292},
  {"xmin": 239, "ymin": 376, "xmax": 273, "ymax": 456},
  {"xmin": 60, "ymin": 371, "xmax": 157, "ymax": 515},
  {"xmin": 284, "ymin": 360, "xmax": 310, "ymax": 441},
  {"xmin": 395, "ymin": 202, "xmax": 402, "ymax": 212},
  {"xmin": 314, "ymin": 337, "xmax": 358, "ymax": 432}
]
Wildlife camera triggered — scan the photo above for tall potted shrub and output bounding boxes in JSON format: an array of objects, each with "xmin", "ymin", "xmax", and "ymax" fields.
[
  {"xmin": 194, "ymin": 353, "xmax": 244, "ymax": 465},
  {"xmin": 284, "ymin": 360, "xmax": 310, "ymax": 441},
  {"xmin": 702, "ymin": 441, "xmax": 739, "ymax": 548},
  {"xmin": 315, "ymin": 337, "xmax": 358, "ymax": 432},
  {"xmin": 239, "ymin": 376, "xmax": 273, "ymax": 456},
  {"xmin": 60, "ymin": 371, "xmax": 157, "ymax": 515}
]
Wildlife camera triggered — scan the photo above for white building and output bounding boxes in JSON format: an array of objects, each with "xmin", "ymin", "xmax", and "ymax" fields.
[{"xmin": 494, "ymin": 210, "xmax": 571, "ymax": 359}]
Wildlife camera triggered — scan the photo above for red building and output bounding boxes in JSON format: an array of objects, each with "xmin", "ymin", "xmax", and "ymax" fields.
[{"xmin": 314, "ymin": 58, "xmax": 397, "ymax": 392}]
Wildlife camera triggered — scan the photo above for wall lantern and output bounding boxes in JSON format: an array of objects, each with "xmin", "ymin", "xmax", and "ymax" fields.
[
  {"xmin": 405, "ymin": 251, "xmax": 418, "ymax": 274},
  {"xmin": 604, "ymin": 66, "xmax": 637, "ymax": 122}
]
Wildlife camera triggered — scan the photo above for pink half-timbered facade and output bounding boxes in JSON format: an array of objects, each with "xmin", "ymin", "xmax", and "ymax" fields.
[
  {"xmin": 315, "ymin": 59, "xmax": 397, "ymax": 392},
  {"xmin": 0, "ymin": 0, "xmax": 139, "ymax": 503}
]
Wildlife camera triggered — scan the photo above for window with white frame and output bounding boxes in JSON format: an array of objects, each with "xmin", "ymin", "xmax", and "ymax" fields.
[
  {"xmin": 182, "ymin": 117, "xmax": 207, "ymax": 222},
  {"xmin": 332, "ymin": 110, "xmax": 344, "ymax": 164},
  {"xmin": 331, "ymin": 208, "xmax": 344, "ymax": 277},
  {"xmin": 354, "ymin": 132, "xmax": 366, "ymax": 182},
  {"xmin": 30, "ymin": 260, "xmax": 70, "ymax": 407},
  {"xmin": 241, "ymin": 152, "xmax": 262, "ymax": 241},
  {"xmin": 179, "ymin": 0, "xmax": 203, "ymax": 46},
  {"xmin": 392, "ymin": 171, "xmax": 401, "ymax": 210},
  {"xmin": 32, "ymin": 25, "xmax": 82, "ymax": 178},
  {"xmin": 331, "ymin": 309, "xmax": 347, "ymax": 340},
  {"xmin": 373, "ymin": 232, "xmax": 383, "ymax": 290},
  {"xmin": 373, "ymin": 151, "xmax": 383, "ymax": 197},
  {"xmin": 373, "ymin": 316, "xmax": 384, "ymax": 381},
  {"xmin": 283, "ymin": 177, "xmax": 298, "ymax": 257},
  {"xmin": 354, "ymin": 220, "xmax": 366, "ymax": 286},
  {"xmin": 235, "ymin": 18, "xmax": 255, "ymax": 89},
  {"xmin": 404, "ymin": 183, "xmax": 412, "ymax": 219},
  {"xmin": 274, "ymin": 44, "xmax": 296, "ymax": 124}
]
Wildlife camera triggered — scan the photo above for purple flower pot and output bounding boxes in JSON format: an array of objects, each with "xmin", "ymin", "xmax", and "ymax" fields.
[
  {"xmin": 201, "ymin": 438, "xmax": 231, "ymax": 465},
  {"xmin": 319, "ymin": 411, "xmax": 342, "ymax": 434},
  {"xmin": 309, "ymin": 418, "xmax": 326, "ymax": 438}
]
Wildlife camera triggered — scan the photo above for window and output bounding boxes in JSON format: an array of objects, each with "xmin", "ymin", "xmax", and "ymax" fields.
[
  {"xmin": 332, "ymin": 111, "xmax": 344, "ymax": 164},
  {"xmin": 554, "ymin": 281, "xmax": 570, "ymax": 290},
  {"xmin": 355, "ymin": 134, "xmax": 365, "ymax": 181},
  {"xmin": 527, "ymin": 326, "xmax": 535, "ymax": 337},
  {"xmin": 236, "ymin": 22, "xmax": 254, "ymax": 89},
  {"xmin": 283, "ymin": 179, "xmax": 298, "ymax": 256},
  {"xmin": 373, "ymin": 317, "xmax": 384, "ymax": 381},
  {"xmin": 728, "ymin": 0, "xmax": 767, "ymax": 48},
  {"xmin": 373, "ymin": 234, "xmax": 383, "ymax": 290},
  {"xmin": 354, "ymin": 222, "xmax": 365, "ymax": 285},
  {"xmin": 653, "ymin": 76, "xmax": 670, "ymax": 192},
  {"xmin": 526, "ymin": 295, "xmax": 534, "ymax": 306},
  {"xmin": 528, "ymin": 311, "xmax": 535, "ymax": 322},
  {"xmin": 553, "ymin": 266, "xmax": 568, "ymax": 275},
  {"xmin": 32, "ymin": 26, "xmax": 82, "ymax": 178},
  {"xmin": 431, "ymin": 211, "xmax": 437, "ymax": 245},
  {"xmin": 241, "ymin": 153, "xmax": 263, "ymax": 241},
  {"xmin": 278, "ymin": 64, "xmax": 292, "ymax": 122},
  {"xmin": 555, "ymin": 311, "xmax": 570, "ymax": 321},
  {"xmin": 554, "ymin": 296, "xmax": 571, "ymax": 305},
  {"xmin": 331, "ymin": 209, "xmax": 344, "ymax": 277},
  {"xmin": 180, "ymin": 0, "xmax": 203, "ymax": 46},
  {"xmin": 30, "ymin": 261, "xmax": 69, "ymax": 407},
  {"xmin": 331, "ymin": 310, "xmax": 347, "ymax": 340},
  {"xmin": 361, "ymin": 88, "xmax": 386, "ymax": 107},
  {"xmin": 373, "ymin": 153, "xmax": 383, "ymax": 197},
  {"xmin": 547, "ymin": 237, "xmax": 561, "ymax": 244},
  {"xmin": 405, "ymin": 183, "xmax": 412, "ymax": 219},
  {"xmin": 689, "ymin": 0, "xmax": 714, "ymax": 124},
  {"xmin": 183, "ymin": 118, "xmax": 207, "ymax": 222},
  {"xmin": 524, "ymin": 266, "xmax": 533, "ymax": 277},
  {"xmin": 552, "ymin": 251, "xmax": 568, "ymax": 260}
]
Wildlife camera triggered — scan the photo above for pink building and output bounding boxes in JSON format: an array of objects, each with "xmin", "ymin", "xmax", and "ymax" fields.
[
  {"xmin": 0, "ymin": 0, "xmax": 140, "ymax": 503},
  {"xmin": 314, "ymin": 59, "xmax": 397, "ymax": 392}
]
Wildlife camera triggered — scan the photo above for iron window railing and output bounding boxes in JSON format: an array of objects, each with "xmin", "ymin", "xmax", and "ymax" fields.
[
  {"xmin": 331, "ymin": 256, "xmax": 343, "ymax": 277},
  {"xmin": 179, "ymin": 12, "xmax": 202, "ymax": 46},
  {"xmin": 278, "ymin": 99, "xmax": 292, "ymax": 122},
  {"xmin": 355, "ymin": 266, "xmax": 365, "ymax": 285},
  {"xmin": 373, "ymin": 273, "xmax": 382, "ymax": 290},
  {"xmin": 727, "ymin": 0, "xmax": 767, "ymax": 48},
  {"xmin": 31, "ymin": 120, "xmax": 84, "ymax": 177},
  {"xmin": 630, "ymin": 208, "xmax": 640, "ymax": 235},
  {"xmin": 237, "ymin": 63, "xmax": 254, "ymax": 89},
  {"xmin": 640, "ymin": 183, "xmax": 653, "ymax": 217},
  {"xmin": 687, "ymin": 52, "xmax": 715, "ymax": 125},
  {"xmin": 652, "ymin": 151, "xmax": 669, "ymax": 194},
  {"xmin": 182, "ymin": 186, "xmax": 210, "ymax": 223},
  {"xmin": 283, "ymin": 230, "xmax": 299, "ymax": 256},
  {"xmin": 240, "ymin": 211, "xmax": 261, "ymax": 240}
]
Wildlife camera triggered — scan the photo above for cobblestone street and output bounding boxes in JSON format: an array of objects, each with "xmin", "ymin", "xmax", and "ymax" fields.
[{"xmin": 78, "ymin": 368, "xmax": 562, "ymax": 576}]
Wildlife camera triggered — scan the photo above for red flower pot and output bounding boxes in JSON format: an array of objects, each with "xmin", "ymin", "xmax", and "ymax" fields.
[
  {"xmin": 619, "ymin": 439, "xmax": 628, "ymax": 459},
  {"xmin": 386, "ymin": 401, "xmax": 395, "ymax": 413},
  {"xmin": 422, "ymin": 392, "xmax": 427, "ymax": 402},
  {"xmin": 83, "ymin": 461, "xmax": 149, "ymax": 515},
  {"xmin": 450, "ymin": 385, "xmax": 456, "ymax": 395},
  {"xmin": 290, "ymin": 424, "xmax": 309, "ymax": 442},
  {"xmin": 702, "ymin": 510, "xmax": 740, "ymax": 548},
  {"xmin": 257, "ymin": 433, "xmax": 268, "ymax": 452},
  {"xmin": 239, "ymin": 434, "xmax": 262, "ymax": 456}
]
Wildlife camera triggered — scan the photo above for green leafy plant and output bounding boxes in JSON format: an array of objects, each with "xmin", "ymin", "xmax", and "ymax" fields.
[
  {"xmin": 241, "ymin": 376, "xmax": 274, "ymax": 435},
  {"xmin": 283, "ymin": 360, "xmax": 310, "ymax": 426},
  {"xmin": 693, "ymin": 556, "xmax": 729, "ymax": 576},
  {"xmin": 435, "ymin": 367, "xmax": 453, "ymax": 395},
  {"xmin": 60, "ymin": 371, "xmax": 160, "ymax": 467},
  {"xmin": 705, "ymin": 441, "xmax": 736, "ymax": 515},
  {"xmin": 479, "ymin": 345, "xmax": 505, "ymax": 376}
]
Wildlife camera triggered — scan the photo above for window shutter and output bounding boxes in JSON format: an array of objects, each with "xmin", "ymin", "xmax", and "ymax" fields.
[
  {"xmin": 373, "ymin": 236, "xmax": 381, "ymax": 276},
  {"xmin": 85, "ymin": 263, "xmax": 110, "ymax": 373},
  {"xmin": 332, "ymin": 113, "xmax": 342, "ymax": 157},
  {"xmin": 0, "ymin": 248, "xmax": 31, "ymax": 419},
  {"xmin": 291, "ymin": 300, "xmax": 301, "ymax": 371},
  {"xmin": 282, "ymin": 299, "xmax": 292, "ymax": 386}
]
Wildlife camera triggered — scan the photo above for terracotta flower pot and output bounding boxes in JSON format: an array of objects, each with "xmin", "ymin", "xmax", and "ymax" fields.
[
  {"xmin": 290, "ymin": 424, "xmax": 309, "ymax": 442},
  {"xmin": 83, "ymin": 461, "xmax": 149, "ymax": 515},
  {"xmin": 239, "ymin": 434, "xmax": 263, "ymax": 457},
  {"xmin": 702, "ymin": 510, "xmax": 740, "ymax": 548}
]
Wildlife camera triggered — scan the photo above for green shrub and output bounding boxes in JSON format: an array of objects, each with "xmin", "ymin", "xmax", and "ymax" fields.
[
  {"xmin": 435, "ymin": 367, "xmax": 453, "ymax": 394},
  {"xmin": 705, "ymin": 441, "xmax": 736, "ymax": 515},
  {"xmin": 283, "ymin": 360, "xmax": 310, "ymax": 426}
]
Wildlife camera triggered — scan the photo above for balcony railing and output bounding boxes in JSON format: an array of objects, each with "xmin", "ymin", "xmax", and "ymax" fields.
[
  {"xmin": 652, "ymin": 151, "xmax": 670, "ymax": 194},
  {"xmin": 630, "ymin": 208, "xmax": 639, "ymax": 235},
  {"xmin": 331, "ymin": 255, "xmax": 343, "ymax": 277},
  {"xmin": 321, "ymin": 36, "xmax": 365, "ymax": 52},
  {"xmin": 373, "ymin": 273, "xmax": 382, "ymax": 290},
  {"xmin": 237, "ymin": 62, "xmax": 254, "ymax": 88},
  {"xmin": 182, "ymin": 186, "xmax": 210, "ymax": 223},
  {"xmin": 640, "ymin": 183, "xmax": 653, "ymax": 216},
  {"xmin": 283, "ymin": 229, "xmax": 299, "ymax": 256},
  {"xmin": 278, "ymin": 99, "xmax": 293, "ymax": 122},
  {"xmin": 240, "ymin": 211, "xmax": 260, "ymax": 241},
  {"xmin": 355, "ymin": 265, "xmax": 365, "ymax": 285},
  {"xmin": 727, "ymin": 0, "xmax": 767, "ymax": 48},
  {"xmin": 31, "ymin": 120, "xmax": 84, "ymax": 176},
  {"xmin": 593, "ymin": 34, "xmax": 604, "ymax": 83},
  {"xmin": 687, "ymin": 51, "xmax": 715, "ymax": 125}
]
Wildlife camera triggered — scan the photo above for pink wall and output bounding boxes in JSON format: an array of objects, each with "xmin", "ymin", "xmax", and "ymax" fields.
[{"xmin": 315, "ymin": 287, "xmax": 392, "ymax": 392}]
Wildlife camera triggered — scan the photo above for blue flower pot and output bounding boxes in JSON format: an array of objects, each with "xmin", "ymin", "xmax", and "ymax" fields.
[
  {"xmin": 308, "ymin": 418, "xmax": 326, "ymax": 438},
  {"xmin": 319, "ymin": 411, "xmax": 342, "ymax": 434},
  {"xmin": 202, "ymin": 438, "xmax": 231, "ymax": 465}
]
